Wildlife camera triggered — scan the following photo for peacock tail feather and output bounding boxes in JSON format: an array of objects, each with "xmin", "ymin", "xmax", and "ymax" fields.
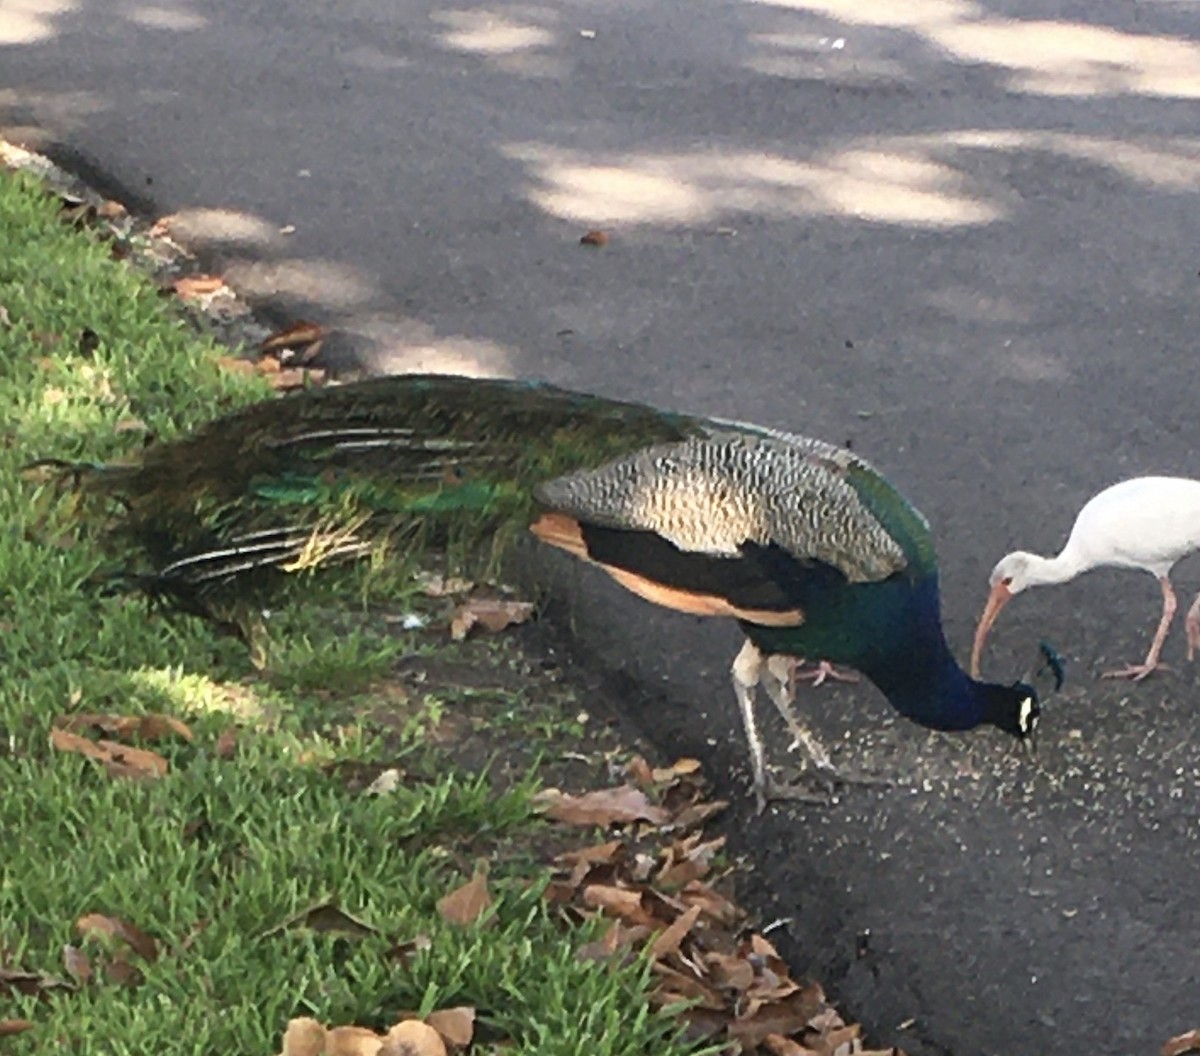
[{"xmin": 56, "ymin": 374, "xmax": 939, "ymax": 650}]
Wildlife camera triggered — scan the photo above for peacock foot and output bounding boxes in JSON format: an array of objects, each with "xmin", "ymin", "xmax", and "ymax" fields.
[
  {"xmin": 755, "ymin": 761, "xmax": 893, "ymax": 812},
  {"xmin": 754, "ymin": 777, "xmax": 833, "ymax": 814}
]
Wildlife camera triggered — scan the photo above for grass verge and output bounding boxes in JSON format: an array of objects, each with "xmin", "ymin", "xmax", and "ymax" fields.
[{"xmin": 0, "ymin": 166, "xmax": 706, "ymax": 1056}]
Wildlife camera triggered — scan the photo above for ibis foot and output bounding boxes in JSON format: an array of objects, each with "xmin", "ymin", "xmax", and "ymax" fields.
[
  {"xmin": 1100, "ymin": 661, "xmax": 1168, "ymax": 681},
  {"xmin": 792, "ymin": 659, "xmax": 860, "ymax": 687}
]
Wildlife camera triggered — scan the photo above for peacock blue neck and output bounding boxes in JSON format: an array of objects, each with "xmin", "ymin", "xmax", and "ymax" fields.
[{"xmin": 745, "ymin": 572, "xmax": 996, "ymax": 732}]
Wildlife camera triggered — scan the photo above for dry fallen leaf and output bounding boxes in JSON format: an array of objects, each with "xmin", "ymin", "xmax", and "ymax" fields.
[
  {"xmin": 414, "ymin": 572, "xmax": 475, "ymax": 597},
  {"xmin": 382, "ymin": 1019, "xmax": 447, "ymax": 1056},
  {"xmin": 424, "ymin": 1006, "xmax": 475, "ymax": 1048},
  {"xmin": 654, "ymin": 757, "xmax": 702, "ymax": 781},
  {"xmin": 214, "ymin": 726, "xmax": 239, "ymax": 759},
  {"xmin": 364, "ymin": 768, "xmax": 403, "ymax": 796},
  {"xmin": 0, "ymin": 1019, "xmax": 33, "ymax": 1037},
  {"xmin": 259, "ymin": 320, "xmax": 327, "ymax": 358},
  {"xmin": 325, "ymin": 1024, "xmax": 384, "ymax": 1056},
  {"xmin": 103, "ymin": 956, "xmax": 145, "ymax": 988},
  {"xmin": 449, "ymin": 597, "xmax": 534, "ymax": 640},
  {"xmin": 173, "ymin": 275, "xmax": 226, "ymax": 299},
  {"xmin": 0, "ymin": 967, "xmax": 73, "ymax": 997},
  {"xmin": 534, "ymin": 785, "xmax": 670, "ymax": 827},
  {"xmin": 269, "ymin": 366, "xmax": 326, "ymax": 391},
  {"xmin": 57, "ymin": 712, "xmax": 193, "ymax": 743},
  {"xmin": 728, "ymin": 986, "xmax": 826, "ymax": 1050},
  {"xmin": 436, "ymin": 867, "xmax": 492, "ymax": 926},
  {"xmin": 580, "ymin": 229, "xmax": 609, "ymax": 246},
  {"xmin": 62, "ymin": 944, "xmax": 92, "ymax": 984},
  {"xmin": 76, "ymin": 913, "xmax": 159, "ymax": 961},
  {"xmin": 763, "ymin": 1034, "xmax": 818, "ymax": 1056},
  {"xmin": 217, "ymin": 355, "xmax": 256, "ymax": 376},
  {"xmin": 97, "ymin": 199, "xmax": 126, "ymax": 220},
  {"xmin": 263, "ymin": 901, "xmax": 378, "ymax": 939},
  {"xmin": 280, "ymin": 1017, "xmax": 328, "ymax": 1056},
  {"xmin": 651, "ymin": 903, "xmax": 702, "ymax": 959},
  {"xmin": 1165, "ymin": 1031, "xmax": 1200, "ymax": 1056},
  {"xmin": 51, "ymin": 729, "xmax": 169, "ymax": 780}
]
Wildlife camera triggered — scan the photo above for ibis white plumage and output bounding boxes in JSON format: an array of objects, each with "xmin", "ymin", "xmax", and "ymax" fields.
[{"xmin": 971, "ymin": 476, "xmax": 1200, "ymax": 681}]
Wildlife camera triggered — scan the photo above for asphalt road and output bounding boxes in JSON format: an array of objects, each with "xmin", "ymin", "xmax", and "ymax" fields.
[{"xmin": 4, "ymin": 1, "xmax": 1200, "ymax": 1052}]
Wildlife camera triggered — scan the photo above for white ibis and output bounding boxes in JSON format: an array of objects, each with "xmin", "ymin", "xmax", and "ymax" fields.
[{"xmin": 971, "ymin": 476, "xmax": 1200, "ymax": 681}]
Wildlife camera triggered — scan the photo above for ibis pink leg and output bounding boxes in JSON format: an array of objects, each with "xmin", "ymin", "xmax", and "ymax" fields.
[
  {"xmin": 1102, "ymin": 575, "xmax": 1177, "ymax": 681},
  {"xmin": 792, "ymin": 658, "xmax": 860, "ymax": 688},
  {"xmin": 1185, "ymin": 592, "xmax": 1200, "ymax": 662}
]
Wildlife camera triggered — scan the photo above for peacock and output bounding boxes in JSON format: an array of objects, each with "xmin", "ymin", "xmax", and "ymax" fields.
[{"xmin": 54, "ymin": 373, "xmax": 1041, "ymax": 810}]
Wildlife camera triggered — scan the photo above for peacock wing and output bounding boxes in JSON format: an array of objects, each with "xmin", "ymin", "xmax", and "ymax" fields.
[{"xmin": 533, "ymin": 429, "xmax": 909, "ymax": 584}]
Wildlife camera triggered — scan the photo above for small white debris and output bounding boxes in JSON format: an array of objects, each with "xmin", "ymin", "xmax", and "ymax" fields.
[
  {"xmin": 1062, "ymin": 908, "xmax": 1078, "ymax": 918},
  {"xmin": 897, "ymin": 1018, "xmax": 916, "ymax": 1031},
  {"xmin": 279, "ymin": 224, "xmax": 296, "ymax": 235},
  {"xmin": 761, "ymin": 917, "xmax": 792, "ymax": 935},
  {"xmin": 398, "ymin": 613, "xmax": 427, "ymax": 629},
  {"xmin": 579, "ymin": 28, "xmax": 596, "ymax": 38},
  {"xmin": 575, "ymin": 710, "xmax": 590, "ymax": 725},
  {"xmin": 831, "ymin": 37, "xmax": 845, "ymax": 49},
  {"xmin": 714, "ymin": 226, "xmax": 737, "ymax": 236},
  {"xmin": 365, "ymin": 768, "xmax": 403, "ymax": 796},
  {"xmin": 0, "ymin": 305, "xmax": 10, "ymax": 326},
  {"xmin": 297, "ymin": 169, "xmax": 311, "ymax": 178}
]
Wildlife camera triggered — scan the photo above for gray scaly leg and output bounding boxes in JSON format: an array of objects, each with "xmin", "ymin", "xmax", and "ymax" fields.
[
  {"xmin": 766, "ymin": 653, "xmax": 893, "ymax": 794},
  {"xmin": 762, "ymin": 653, "xmax": 837, "ymax": 772},
  {"xmin": 731, "ymin": 640, "xmax": 829, "ymax": 813}
]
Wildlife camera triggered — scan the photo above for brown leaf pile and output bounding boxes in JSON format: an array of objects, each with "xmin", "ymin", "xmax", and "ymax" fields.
[
  {"xmin": 49, "ymin": 711, "xmax": 194, "ymax": 780},
  {"xmin": 279, "ymin": 1009, "xmax": 475, "ymax": 1056},
  {"xmin": 539, "ymin": 759, "xmax": 898, "ymax": 1056},
  {"xmin": 55, "ymin": 911, "xmax": 162, "ymax": 991}
]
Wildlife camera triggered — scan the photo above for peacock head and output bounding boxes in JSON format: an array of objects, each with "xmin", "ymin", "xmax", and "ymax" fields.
[
  {"xmin": 985, "ymin": 680, "xmax": 1041, "ymax": 747},
  {"xmin": 970, "ymin": 551, "xmax": 1040, "ymax": 678}
]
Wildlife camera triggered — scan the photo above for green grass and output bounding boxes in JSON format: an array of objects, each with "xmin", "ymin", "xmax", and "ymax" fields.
[{"xmin": 0, "ymin": 168, "xmax": 700, "ymax": 1055}]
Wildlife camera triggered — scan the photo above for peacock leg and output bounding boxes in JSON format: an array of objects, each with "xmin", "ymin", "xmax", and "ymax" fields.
[
  {"xmin": 762, "ymin": 653, "xmax": 893, "ymax": 796},
  {"xmin": 763, "ymin": 654, "xmax": 836, "ymax": 770},
  {"xmin": 731, "ymin": 641, "xmax": 828, "ymax": 812}
]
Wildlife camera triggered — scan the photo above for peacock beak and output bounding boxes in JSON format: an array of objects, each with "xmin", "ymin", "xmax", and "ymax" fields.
[{"xmin": 970, "ymin": 580, "xmax": 1013, "ymax": 679}]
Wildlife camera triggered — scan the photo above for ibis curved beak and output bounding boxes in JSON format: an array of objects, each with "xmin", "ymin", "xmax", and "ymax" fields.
[{"xmin": 970, "ymin": 581, "xmax": 1013, "ymax": 680}]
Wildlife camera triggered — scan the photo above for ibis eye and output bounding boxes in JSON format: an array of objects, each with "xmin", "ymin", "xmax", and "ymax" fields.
[{"xmin": 1002, "ymin": 576, "xmax": 1014, "ymax": 587}]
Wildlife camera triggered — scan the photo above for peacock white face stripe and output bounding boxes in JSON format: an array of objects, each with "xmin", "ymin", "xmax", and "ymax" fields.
[
  {"xmin": 535, "ymin": 432, "xmax": 907, "ymax": 583},
  {"xmin": 1018, "ymin": 696, "xmax": 1036, "ymax": 734}
]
